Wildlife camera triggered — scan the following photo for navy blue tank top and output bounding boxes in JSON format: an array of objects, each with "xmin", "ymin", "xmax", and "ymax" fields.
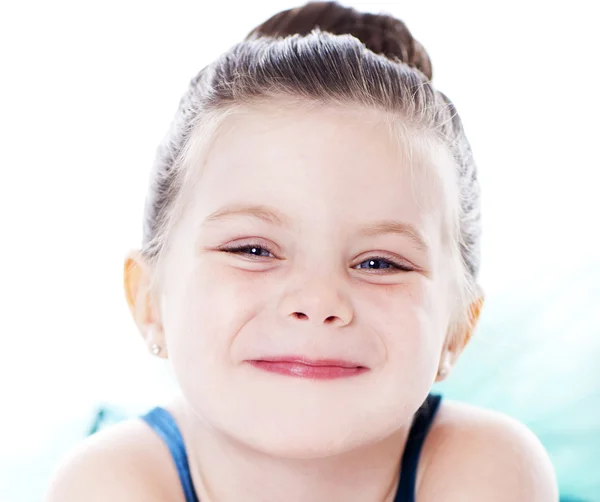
[{"xmin": 141, "ymin": 393, "xmax": 442, "ymax": 502}]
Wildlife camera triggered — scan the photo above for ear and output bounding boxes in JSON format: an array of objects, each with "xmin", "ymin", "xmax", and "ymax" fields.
[
  {"xmin": 123, "ymin": 250, "xmax": 168, "ymax": 359},
  {"xmin": 435, "ymin": 287, "xmax": 485, "ymax": 382}
]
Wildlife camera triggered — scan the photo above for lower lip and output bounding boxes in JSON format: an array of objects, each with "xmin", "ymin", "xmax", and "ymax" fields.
[{"xmin": 247, "ymin": 360, "xmax": 368, "ymax": 379}]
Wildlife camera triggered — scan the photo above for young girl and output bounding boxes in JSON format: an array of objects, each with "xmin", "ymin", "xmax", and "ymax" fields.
[{"xmin": 45, "ymin": 2, "xmax": 558, "ymax": 500}]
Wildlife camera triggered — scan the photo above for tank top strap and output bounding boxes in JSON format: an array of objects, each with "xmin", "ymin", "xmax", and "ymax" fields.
[
  {"xmin": 140, "ymin": 407, "xmax": 199, "ymax": 502},
  {"xmin": 394, "ymin": 393, "xmax": 443, "ymax": 501}
]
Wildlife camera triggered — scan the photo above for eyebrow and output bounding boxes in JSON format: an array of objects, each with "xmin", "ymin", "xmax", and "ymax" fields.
[
  {"xmin": 203, "ymin": 204, "xmax": 293, "ymax": 228},
  {"xmin": 202, "ymin": 203, "xmax": 430, "ymax": 253}
]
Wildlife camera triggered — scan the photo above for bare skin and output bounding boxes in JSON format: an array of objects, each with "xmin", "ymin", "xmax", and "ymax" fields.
[
  {"xmin": 45, "ymin": 101, "xmax": 558, "ymax": 501},
  {"xmin": 45, "ymin": 397, "xmax": 558, "ymax": 501}
]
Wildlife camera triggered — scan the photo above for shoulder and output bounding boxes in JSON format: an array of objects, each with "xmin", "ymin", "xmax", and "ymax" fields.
[
  {"xmin": 417, "ymin": 398, "xmax": 558, "ymax": 501},
  {"xmin": 44, "ymin": 413, "xmax": 184, "ymax": 502}
]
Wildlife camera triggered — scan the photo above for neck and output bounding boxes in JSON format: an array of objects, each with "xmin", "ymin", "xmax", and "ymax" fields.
[{"xmin": 174, "ymin": 399, "xmax": 410, "ymax": 502}]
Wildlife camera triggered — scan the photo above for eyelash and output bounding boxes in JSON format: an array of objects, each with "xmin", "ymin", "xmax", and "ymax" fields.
[{"xmin": 221, "ymin": 243, "xmax": 414, "ymax": 273}]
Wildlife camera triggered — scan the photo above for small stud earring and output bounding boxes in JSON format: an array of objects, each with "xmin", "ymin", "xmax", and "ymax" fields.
[
  {"xmin": 150, "ymin": 343, "xmax": 162, "ymax": 356},
  {"xmin": 437, "ymin": 365, "xmax": 449, "ymax": 379}
]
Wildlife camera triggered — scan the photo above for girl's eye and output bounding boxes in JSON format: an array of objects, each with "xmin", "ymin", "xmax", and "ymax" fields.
[
  {"xmin": 354, "ymin": 257, "xmax": 413, "ymax": 273},
  {"xmin": 222, "ymin": 244, "xmax": 412, "ymax": 273},
  {"xmin": 222, "ymin": 244, "xmax": 274, "ymax": 258}
]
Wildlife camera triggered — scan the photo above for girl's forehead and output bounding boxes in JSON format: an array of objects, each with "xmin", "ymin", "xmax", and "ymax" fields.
[
  {"xmin": 202, "ymin": 102, "xmax": 443, "ymax": 188},
  {"xmin": 177, "ymin": 101, "xmax": 456, "ymax": 246}
]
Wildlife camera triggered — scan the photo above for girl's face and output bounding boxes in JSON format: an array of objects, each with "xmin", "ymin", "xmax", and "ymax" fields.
[{"xmin": 158, "ymin": 102, "xmax": 455, "ymax": 458}]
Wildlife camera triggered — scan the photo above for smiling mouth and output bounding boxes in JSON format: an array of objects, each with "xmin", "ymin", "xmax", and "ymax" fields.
[{"xmin": 247, "ymin": 357, "xmax": 369, "ymax": 380}]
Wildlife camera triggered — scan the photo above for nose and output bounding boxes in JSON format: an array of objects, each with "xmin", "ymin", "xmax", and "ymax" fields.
[{"xmin": 277, "ymin": 274, "xmax": 354, "ymax": 327}]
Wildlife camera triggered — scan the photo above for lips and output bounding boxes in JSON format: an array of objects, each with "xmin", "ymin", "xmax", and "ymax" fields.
[{"xmin": 247, "ymin": 356, "xmax": 368, "ymax": 379}]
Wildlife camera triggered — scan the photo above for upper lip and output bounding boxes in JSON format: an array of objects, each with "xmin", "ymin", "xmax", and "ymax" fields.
[{"xmin": 251, "ymin": 356, "xmax": 366, "ymax": 368}]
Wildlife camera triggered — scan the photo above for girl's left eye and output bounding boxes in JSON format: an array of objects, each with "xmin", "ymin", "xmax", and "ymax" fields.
[
  {"xmin": 221, "ymin": 244, "xmax": 413, "ymax": 273},
  {"xmin": 354, "ymin": 257, "xmax": 413, "ymax": 273}
]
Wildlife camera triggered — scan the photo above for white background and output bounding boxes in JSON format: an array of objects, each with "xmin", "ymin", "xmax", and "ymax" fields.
[{"xmin": 1, "ymin": 1, "xmax": 598, "ymax": 500}]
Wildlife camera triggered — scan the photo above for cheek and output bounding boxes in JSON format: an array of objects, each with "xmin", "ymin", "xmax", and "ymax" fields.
[
  {"xmin": 161, "ymin": 259, "xmax": 262, "ymax": 395},
  {"xmin": 362, "ymin": 277, "xmax": 445, "ymax": 379}
]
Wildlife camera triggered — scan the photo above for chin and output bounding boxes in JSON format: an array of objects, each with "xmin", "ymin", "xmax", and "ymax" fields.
[
  {"xmin": 230, "ymin": 417, "xmax": 385, "ymax": 460},
  {"xmin": 215, "ymin": 391, "xmax": 405, "ymax": 460},
  {"xmin": 181, "ymin": 367, "xmax": 429, "ymax": 459}
]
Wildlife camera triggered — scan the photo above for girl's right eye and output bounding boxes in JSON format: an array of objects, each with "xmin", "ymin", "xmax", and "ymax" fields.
[{"xmin": 221, "ymin": 244, "xmax": 274, "ymax": 259}]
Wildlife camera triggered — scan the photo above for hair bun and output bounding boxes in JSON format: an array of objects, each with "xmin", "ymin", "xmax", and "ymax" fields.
[{"xmin": 245, "ymin": 1, "xmax": 433, "ymax": 80}]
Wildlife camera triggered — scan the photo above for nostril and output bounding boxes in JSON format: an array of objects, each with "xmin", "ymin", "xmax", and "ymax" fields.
[{"xmin": 293, "ymin": 312, "xmax": 308, "ymax": 320}]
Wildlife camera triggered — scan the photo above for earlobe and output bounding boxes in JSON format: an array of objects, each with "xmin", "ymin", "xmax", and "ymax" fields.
[
  {"xmin": 436, "ymin": 362, "xmax": 451, "ymax": 381},
  {"xmin": 435, "ymin": 352, "xmax": 452, "ymax": 382},
  {"xmin": 146, "ymin": 326, "xmax": 168, "ymax": 359}
]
